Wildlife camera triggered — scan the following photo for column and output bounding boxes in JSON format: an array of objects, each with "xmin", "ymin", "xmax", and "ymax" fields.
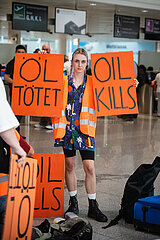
[{"xmin": 55, "ymin": 34, "xmax": 67, "ymax": 54}]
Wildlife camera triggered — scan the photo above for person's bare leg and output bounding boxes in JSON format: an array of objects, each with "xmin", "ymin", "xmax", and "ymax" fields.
[
  {"xmin": 65, "ymin": 156, "xmax": 79, "ymax": 214},
  {"xmin": 83, "ymin": 160, "xmax": 96, "ymax": 194},
  {"xmin": 65, "ymin": 156, "xmax": 77, "ymax": 191},
  {"xmin": 83, "ymin": 159, "xmax": 108, "ymax": 222}
]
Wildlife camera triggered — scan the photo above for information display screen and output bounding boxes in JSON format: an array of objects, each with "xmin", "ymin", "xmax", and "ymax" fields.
[
  {"xmin": 114, "ymin": 14, "xmax": 140, "ymax": 39},
  {"xmin": 12, "ymin": 2, "xmax": 48, "ymax": 32},
  {"xmin": 55, "ymin": 8, "xmax": 86, "ymax": 35},
  {"xmin": 145, "ymin": 18, "xmax": 160, "ymax": 40}
]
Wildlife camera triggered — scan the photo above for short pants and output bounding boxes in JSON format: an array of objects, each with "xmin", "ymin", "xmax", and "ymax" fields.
[{"xmin": 63, "ymin": 148, "xmax": 95, "ymax": 161}]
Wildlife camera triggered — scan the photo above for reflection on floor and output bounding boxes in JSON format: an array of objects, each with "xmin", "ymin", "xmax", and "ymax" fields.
[{"xmin": 21, "ymin": 114, "xmax": 160, "ymax": 240}]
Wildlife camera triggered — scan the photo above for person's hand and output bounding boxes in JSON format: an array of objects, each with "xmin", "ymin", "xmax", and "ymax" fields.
[
  {"xmin": 17, "ymin": 155, "xmax": 26, "ymax": 168},
  {"xmin": 12, "ymin": 146, "xmax": 26, "ymax": 168},
  {"xmin": 0, "ymin": 128, "xmax": 26, "ymax": 168},
  {"xmin": 134, "ymin": 78, "xmax": 139, "ymax": 88}
]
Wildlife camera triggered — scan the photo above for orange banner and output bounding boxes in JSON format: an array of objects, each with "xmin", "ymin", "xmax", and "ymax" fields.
[
  {"xmin": 11, "ymin": 53, "xmax": 63, "ymax": 117},
  {"xmin": 91, "ymin": 51, "xmax": 139, "ymax": 116},
  {"xmin": 33, "ymin": 153, "xmax": 65, "ymax": 217},
  {"xmin": 2, "ymin": 155, "xmax": 37, "ymax": 240}
]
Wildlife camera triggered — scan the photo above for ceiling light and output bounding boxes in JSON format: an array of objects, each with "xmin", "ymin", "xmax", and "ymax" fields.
[
  {"xmin": 90, "ymin": 3, "xmax": 96, "ymax": 6},
  {"xmin": 142, "ymin": 9, "xmax": 148, "ymax": 13}
]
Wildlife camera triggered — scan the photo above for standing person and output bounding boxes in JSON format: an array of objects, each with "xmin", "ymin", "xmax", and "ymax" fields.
[
  {"xmin": 0, "ymin": 64, "xmax": 2, "ymax": 75},
  {"xmin": 139, "ymin": 64, "xmax": 148, "ymax": 85},
  {"xmin": 4, "ymin": 45, "xmax": 27, "ymax": 136},
  {"xmin": 0, "ymin": 77, "xmax": 26, "ymax": 237},
  {"xmin": 4, "ymin": 45, "xmax": 27, "ymax": 104},
  {"xmin": 0, "ymin": 77, "xmax": 26, "ymax": 165},
  {"xmin": 52, "ymin": 48, "xmax": 108, "ymax": 222},
  {"xmin": 154, "ymin": 72, "xmax": 160, "ymax": 117},
  {"xmin": 41, "ymin": 43, "xmax": 51, "ymax": 54},
  {"xmin": 34, "ymin": 44, "xmax": 52, "ymax": 130},
  {"xmin": 147, "ymin": 66, "xmax": 156, "ymax": 83},
  {"xmin": 64, "ymin": 55, "xmax": 71, "ymax": 76},
  {"xmin": 33, "ymin": 48, "xmax": 41, "ymax": 53}
]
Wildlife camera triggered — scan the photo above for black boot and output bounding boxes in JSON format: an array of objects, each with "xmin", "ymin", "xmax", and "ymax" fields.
[
  {"xmin": 65, "ymin": 195, "xmax": 79, "ymax": 214},
  {"xmin": 88, "ymin": 199, "xmax": 108, "ymax": 222}
]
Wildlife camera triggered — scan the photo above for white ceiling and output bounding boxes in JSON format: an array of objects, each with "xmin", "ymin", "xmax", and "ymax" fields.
[{"xmin": 0, "ymin": 0, "xmax": 160, "ymax": 40}]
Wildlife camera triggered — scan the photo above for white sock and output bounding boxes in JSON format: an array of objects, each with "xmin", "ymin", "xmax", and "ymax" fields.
[
  {"xmin": 88, "ymin": 193, "xmax": 96, "ymax": 200},
  {"xmin": 69, "ymin": 190, "xmax": 77, "ymax": 197}
]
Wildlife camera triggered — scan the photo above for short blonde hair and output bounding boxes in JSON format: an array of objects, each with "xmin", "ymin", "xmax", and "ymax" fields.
[{"xmin": 72, "ymin": 48, "xmax": 88, "ymax": 61}]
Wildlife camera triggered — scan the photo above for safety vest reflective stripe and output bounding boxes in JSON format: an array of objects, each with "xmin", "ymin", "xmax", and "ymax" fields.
[
  {"xmin": 0, "ymin": 174, "xmax": 9, "ymax": 197},
  {"xmin": 62, "ymin": 110, "xmax": 65, "ymax": 116},
  {"xmin": 0, "ymin": 175, "xmax": 8, "ymax": 183},
  {"xmin": 14, "ymin": 129, "xmax": 20, "ymax": 141},
  {"xmin": 81, "ymin": 107, "xmax": 96, "ymax": 116},
  {"xmin": 52, "ymin": 122, "xmax": 66, "ymax": 130},
  {"xmin": 80, "ymin": 119, "xmax": 96, "ymax": 128}
]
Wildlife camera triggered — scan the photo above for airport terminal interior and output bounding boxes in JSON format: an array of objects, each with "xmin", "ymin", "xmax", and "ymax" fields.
[{"xmin": 1, "ymin": 0, "xmax": 160, "ymax": 239}]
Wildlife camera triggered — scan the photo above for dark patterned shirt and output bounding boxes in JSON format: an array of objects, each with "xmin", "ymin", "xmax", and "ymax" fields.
[{"xmin": 54, "ymin": 75, "xmax": 95, "ymax": 151}]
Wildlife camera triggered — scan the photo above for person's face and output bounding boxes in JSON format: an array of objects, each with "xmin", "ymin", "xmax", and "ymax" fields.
[
  {"xmin": 42, "ymin": 45, "xmax": 50, "ymax": 54},
  {"xmin": 72, "ymin": 54, "xmax": 88, "ymax": 74},
  {"xmin": 16, "ymin": 49, "xmax": 26, "ymax": 53}
]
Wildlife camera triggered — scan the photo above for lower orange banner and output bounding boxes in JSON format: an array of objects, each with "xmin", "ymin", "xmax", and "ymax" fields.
[
  {"xmin": 33, "ymin": 153, "xmax": 65, "ymax": 217},
  {"xmin": 2, "ymin": 155, "xmax": 37, "ymax": 240}
]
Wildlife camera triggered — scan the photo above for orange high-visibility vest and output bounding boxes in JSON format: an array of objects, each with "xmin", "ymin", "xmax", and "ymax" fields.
[
  {"xmin": 52, "ymin": 76, "xmax": 70, "ymax": 139},
  {"xmin": 52, "ymin": 75, "xmax": 97, "ymax": 139},
  {"xmin": 0, "ymin": 173, "xmax": 8, "ymax": 197},
  {"xmin": 14, "ymin": 129, "xmax": 20, "ymax": 141}
]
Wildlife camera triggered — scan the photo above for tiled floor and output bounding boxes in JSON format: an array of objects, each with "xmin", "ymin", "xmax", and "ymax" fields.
[{"xmin": 22, "ymin": 114, "xmax": 160, "ymax": 240}]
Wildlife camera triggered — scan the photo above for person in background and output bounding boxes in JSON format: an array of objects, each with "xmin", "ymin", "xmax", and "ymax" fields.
[
  {"xmin": 52, "ymin": 48, "xmax": 108, "ymax": 222},
  {"xmin": 4, "ymin": 45, "xmax": 26, "ymax": 104},
  {"xmin": 4, "ymin": 45, "xmax": 27, "ymax": 137},
  {"xmin": 0, "ymin": 64, "xmax": 2, "ymax": 75},
  {"xmin": 33, "ymin": 48, "xmax": 41, "ymax": 53},
  {"xmin": 139, "ymin": 64, "xmax": 148, "ymax": 85},
  {"xmin": 64, "ymin": 55, "xmax": 71, "ymax": 76},
  {"xmin": 34, "ymin": 44, "xmax": 52, "ymax": 130},
  {"xmin": 147, "ymin": 66, "xmax": 157, "ymax": 113},
  {"xmin": 147, "ymin": 66, "xmax": 156, "ymax": 83},
  {"xmin": 0, "ymin": 76, "xmax": 26, "ymax": 237},
  {"xmin": 153, "ymin": 72, "xmax": 160, "ymax": 117},
  {"xmin": 41, "ymin": 44, "xmax": 51, "ymax": 54}
]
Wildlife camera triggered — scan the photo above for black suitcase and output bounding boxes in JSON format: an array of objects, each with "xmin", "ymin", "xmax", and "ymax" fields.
[{"xmin": 134, "ymin": 195, "xmax": 160, "ymax": 235}]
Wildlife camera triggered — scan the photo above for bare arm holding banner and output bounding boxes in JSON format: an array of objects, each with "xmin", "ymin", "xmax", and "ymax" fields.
[
  {"xmin": 0, "ymin": 77, "xmax": 26, "ymax": 168},
  {"xmin": 0, "ymin": 129, "xmax": 26, "ymax": 167}
]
